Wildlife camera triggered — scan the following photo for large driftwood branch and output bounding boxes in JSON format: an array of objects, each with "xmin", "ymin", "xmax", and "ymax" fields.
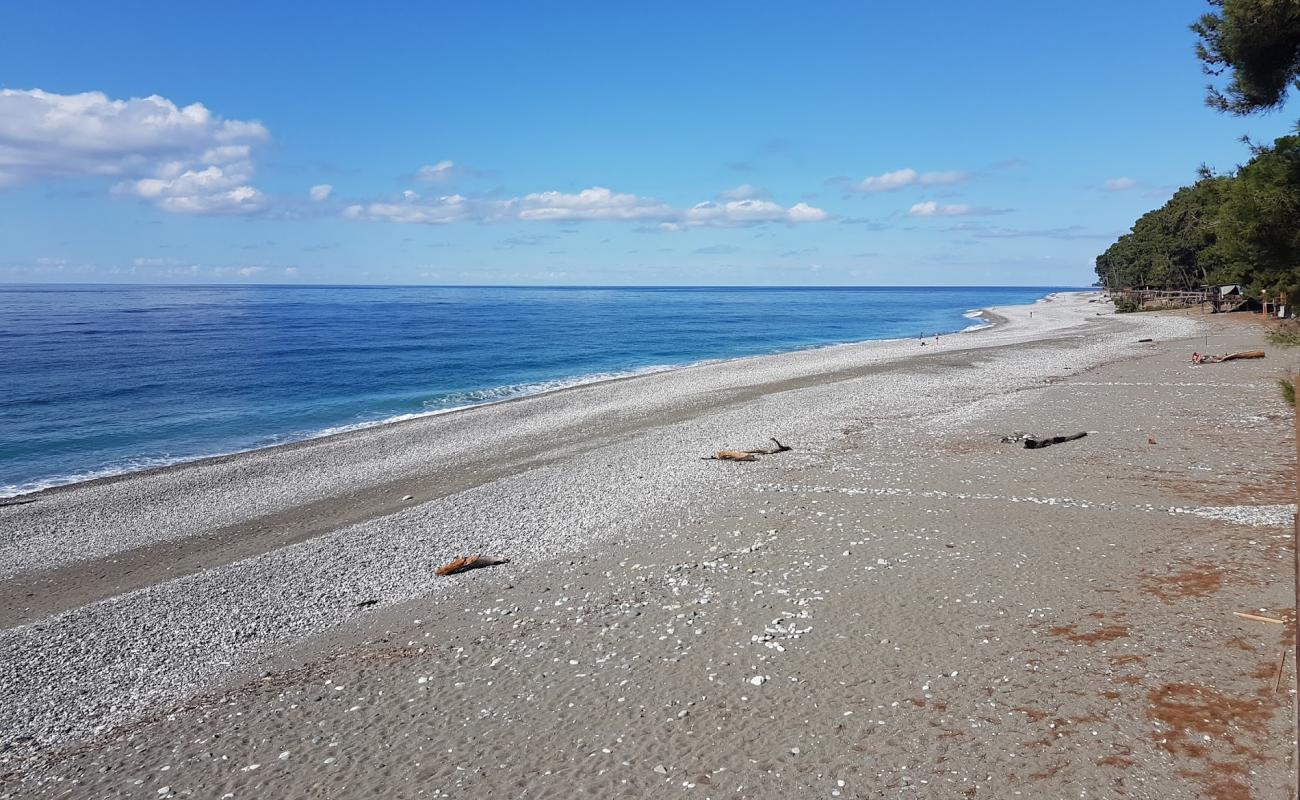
[
  {"xmin": 1193, "ymin": 350, "xmax": 1266, "ymax": 364},
  {"xmin": 1023, "ymin": 432, "xmax": 1087, "ymax": 449},
  {"xmin": 704, "ymin": 438, "xmax": 792, "ymax": 461},
  {"xmin": 436, "ymin": 554, "xmax": 511, "ymax": 577}
]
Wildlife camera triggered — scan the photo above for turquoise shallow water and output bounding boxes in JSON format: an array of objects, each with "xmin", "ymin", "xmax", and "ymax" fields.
[{"xmin": 0, "ymin": 284, "xmax": 1069, "ymax": 495}]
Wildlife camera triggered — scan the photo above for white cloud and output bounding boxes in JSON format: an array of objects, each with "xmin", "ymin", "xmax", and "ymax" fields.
[
  {"xmin": 344, "ymin": 194, "xmax": 475, "ymax": 224},
  {"xmin": 412, "ymin": 160, "xmax": 492, "ymax": 183},
  {"xmin": 309, "ymin": 184, "xmax": 333, "ymax": 202},
  {"xmin": 121, "ymin": 163, "xmax": 264, "ymax": 215},
  {"xmin": 345, "ymin": 184, "xmax": 829, "ymax": 228},
  {"xmin": 1103, "ymin": 177, "xmax": 1138, "ymax": 191},
  {"xmin": 416, "ymin": 160, "xmax": 457, "ymax": 182},
  {"xmin": 852, "ymin": 167, "xmax": 971, "ymax": 193},
  {"xmin": 787, "ymin": 202, "xmax": 829, "ymax": 223},
  {"xmin": 856, "ymin": 168, "xmax": 919, "ymax": 193},
  {"xmin": 909, "ymin": 200, "xmax": 974, "ymax": 217},
  {"xmin": 514, "ymin": 187, "xmax": 674, "ymax": 221},
  {"xmin": 0, "ymin": 88, "xmax": 269, "ymax": 213}
]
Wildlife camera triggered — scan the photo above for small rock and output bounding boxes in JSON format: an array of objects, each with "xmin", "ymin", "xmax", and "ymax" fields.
[
  {"xmin": 749, "ymin": 675, "xmax": 767, "ymax": 686},
  {"xmin": 654, "ymin": 764, "xmax": 669, "ymax": 775}
]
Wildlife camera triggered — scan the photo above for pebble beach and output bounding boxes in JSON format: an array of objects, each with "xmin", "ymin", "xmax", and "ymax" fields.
[{"xmin": 1, "ymin": 292, "xmax": 1296, "ymax": 799}]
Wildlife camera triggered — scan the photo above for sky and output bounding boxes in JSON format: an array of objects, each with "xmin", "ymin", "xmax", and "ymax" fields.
[{"xmin": 0, "ymin": 1, "xmax": 1296, "ymax": 287}]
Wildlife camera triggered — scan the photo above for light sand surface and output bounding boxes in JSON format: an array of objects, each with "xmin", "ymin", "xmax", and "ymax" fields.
[{"xmin": 1, "ymin": 293, "xmax": 1296, "ymax": 799}]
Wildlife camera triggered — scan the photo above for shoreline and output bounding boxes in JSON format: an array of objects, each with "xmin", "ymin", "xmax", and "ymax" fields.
[
  {"xmin": 0, "ymin": 294, "xmax": 1035, "ymax": 502},
  {"xmin": 0, "ymin": 292, "xmax": 1102, "ymax": 604},
  {"xmin": 10, "ymin": 289, "xmax": 1295, "ymax": 798}
]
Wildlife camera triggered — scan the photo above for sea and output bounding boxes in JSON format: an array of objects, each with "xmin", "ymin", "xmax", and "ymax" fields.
[{"xmin": 0, "ymin": 284, "xmax": 1070, "ymax": 496}]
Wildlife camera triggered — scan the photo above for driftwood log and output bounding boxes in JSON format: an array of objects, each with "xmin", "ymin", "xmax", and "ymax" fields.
[
  {"xmin": 704, "ymin": 438, "xmax": 792, "ymax": 461},
  {"xmin": 1195, "ymin": 350, "xmax": 1267, "ymax": 364},
  {"xmin": 435, "ymin": 554, "xmax": 510, "ymax": 577},
  {"xmin": 1023, "ymin": 432, "xmax": 1087, "ymax": 449}
]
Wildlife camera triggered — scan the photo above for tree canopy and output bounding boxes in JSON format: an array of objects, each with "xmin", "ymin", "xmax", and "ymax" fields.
[
  {"xmin": 1193, "ymin": 0, "xmax": 1300, "ymax": 114},
  {"xmin": 1095, "ymin": 135, "xmax": 1300, "ymax": 297}
]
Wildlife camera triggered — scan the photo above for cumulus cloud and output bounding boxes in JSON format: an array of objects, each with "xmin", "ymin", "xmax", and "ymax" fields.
[
  {"xmin": 1102, "ymin": 177, "xmax": 1139, "ymax": 191},
  {"xmin": 344, "ymin": 194, "xmax": 475, "ymax": 225},
  {"xmin": 852, "ymin": 167, "xmax": 971, "ymax": 193},
  {"xmin": 0, "ymin": 88, "xmax": 269, "ymax": 213},
  {"xmin": 786, "ymin": 202, "xmax": 829, "ymax": 222},
  {"xmin": 120, "ymin": 163, "xmax": 264, "ymax": 215},
  {"xmin": 679, "ymin": 198, "xmax": 824, "ymax": 227},
  {"xmin": 345, "ymin": 185, "xmax": 829, "ymax": 228},
  {"xmin": 515, "ymin": 187, "xmax": 674, "ymax": 221},
  {"xmin": 908, "ymin": 200, "xmax": 1006, "ymax": 217},
  {"xmin": 309, "ymin": 184, "xmax": 333, "ymax": 202}
]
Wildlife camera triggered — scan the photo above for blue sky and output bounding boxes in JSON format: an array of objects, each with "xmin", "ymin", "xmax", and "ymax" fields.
[{"xmin": 0, "ymin": 1, "xmax": 1294, "ymax": 286}]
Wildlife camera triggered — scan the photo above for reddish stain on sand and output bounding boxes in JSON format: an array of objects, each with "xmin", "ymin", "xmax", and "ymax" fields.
[
  {"xmin": 1175, "ymin": 769, "xmax": 1252, "ymax": 800},
  {"xmin": 1097, "ymin": 754, "xmax": 1136, "ymax": 768},
  {"xmin": 1148, "ymin": 683, "xmax": 1272, "ymax": 756},
  {"xmin": 1048, "ymin": 624, "xmax": 1130, "ymax": 645},
  {"xmin": 1141, "ymin": 562, "xmax": 1225, "ymax": 603},
  {"xmin": 1250, "ymin": 661, "xmax": 1277, "ymax": 681},
  {"xmin": 1148, "ymin": 683, "xmax": 1279, "ymax": 799},
  {"xmin": 1109, "ymin": 654, "xmax": 1144, "ymax": 667}
]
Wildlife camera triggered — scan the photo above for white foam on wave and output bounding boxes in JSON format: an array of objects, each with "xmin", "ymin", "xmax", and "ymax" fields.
[
  {"xmin": 0, "ymin": 363, "xmax": 687, "ymax": 499},
  {"xmin": 310, "ymin": 363, "xmax": 685, "ymax": 439},
  {"xmin": 961, "ymin": 309, "xmax": 994, "ymax": 332},
  {"xmin": 0, "ymin": 455, "xmax": 195, "ymax": 499}
]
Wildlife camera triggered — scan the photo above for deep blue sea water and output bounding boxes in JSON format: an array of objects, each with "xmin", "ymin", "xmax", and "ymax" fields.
[{"xmin": 0, "ymin": 285, "xmax": 1069, "ymax": 496}]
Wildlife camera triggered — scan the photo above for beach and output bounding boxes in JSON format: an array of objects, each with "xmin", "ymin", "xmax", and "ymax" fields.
[{"xmin": 1, "ymin": 291, "xmax": 1296, "ymax": 799}]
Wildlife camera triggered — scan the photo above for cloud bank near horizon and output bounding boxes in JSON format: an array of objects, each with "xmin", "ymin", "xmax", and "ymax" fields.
[
  {"xmin": 344, "ymin": 186, "xmax": 830, "ymax": 228},
  {"xmin": 0, "ymin": 88, "xmax": 1056, "ymax": 233}
]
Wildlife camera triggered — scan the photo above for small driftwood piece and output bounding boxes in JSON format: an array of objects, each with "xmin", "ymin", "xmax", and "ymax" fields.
[
  {"xmin": 1023, "ymin": 432, "xmax": 1087, "ymax": 449},
  {"xmin": 1233, "ymin": 611, "xmax": 1285, "ymax": 624},
  {"xmin": 703, "ymin": 438, "xmax": 792, "ymax": 462},
  {"xmin": 436, "ymin": 554, "xmax": 510, "ymax": 577}
]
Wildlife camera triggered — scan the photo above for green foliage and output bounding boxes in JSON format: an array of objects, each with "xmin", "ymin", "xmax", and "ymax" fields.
[
  {"xmin": 1281, "ymin": 377, "xmax": 1296, "ymax": 407},
  {"xmin": 1192, "ymin": 0, "xmax": 1300, "ymax": 115},
  {"xmin": 1112, "ymin": 295, "xmax": 1141, "ymax": 313},
  {"xmin": 1094, "ymin": 176, "xmax": 1231, "ymax": 290},
  {"xmin": 1268, "ymin": 321, "xmax": 1300, "ymax": 346},
  {"xmin": 1095, "ymin": 135, "xmax": 1300, "ymax": 295},
  {"xmin": 1212, "ymin": 135, "xmax": 1300, "ymax": 294}
]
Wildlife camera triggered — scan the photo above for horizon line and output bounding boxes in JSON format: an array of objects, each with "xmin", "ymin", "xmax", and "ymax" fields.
[{"xmin": 0, "ymin": 281, "xmax": 1091, "ymax": 290}]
